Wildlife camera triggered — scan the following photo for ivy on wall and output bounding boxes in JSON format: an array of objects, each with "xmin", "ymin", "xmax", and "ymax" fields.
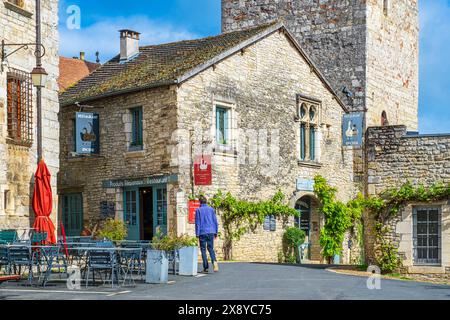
[{"xmin": 210, "ymin": 190, "xmax": 299, "ymax": 261}]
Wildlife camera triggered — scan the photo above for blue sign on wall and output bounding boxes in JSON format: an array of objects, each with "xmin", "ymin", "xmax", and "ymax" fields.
[
  {"xmin": 296, "ymin": 179, "xmax": 315, "ymax": 192},
  {"xmin": 342, "ymin": 112, "xmax": 364, "ymax": 147},
  {"xmin": 76, "ymin": 112, "xmax": 100, "ymax": 154}
]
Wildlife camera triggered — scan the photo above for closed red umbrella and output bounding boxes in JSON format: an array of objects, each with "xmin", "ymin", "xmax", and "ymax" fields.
[{"xmin": 32, "ymin": 159, "xmax": 56, "ymax": 244}]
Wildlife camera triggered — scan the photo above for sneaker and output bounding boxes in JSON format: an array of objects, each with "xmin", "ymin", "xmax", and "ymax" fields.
[
  {"xmin": 201, "ymin": 269, "xmax": 209, "ymax": 274},
  {"xmin": 213, "ymin": 262, "xmax": 219, "ymax": 272}
]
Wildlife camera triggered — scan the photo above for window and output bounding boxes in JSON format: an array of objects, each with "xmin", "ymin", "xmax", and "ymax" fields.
[
  {"xmin": 413, "ymin": 207, "xmax": 441, "ymax": 265},
  {"xmin": 263, "ymin": 215, "xmax": 277, "ymax": 232},
  {"xmin": 130, "ymin": 107, "xmax": 143, "ymax": 150},
  {"xmin": 298, "ymin": 101, "xmax": 319, "ymax": 162},
  {"xmin": 62, "ymin": 194, "xmax": 83, "ymax": 237},
  {"xmin": 7, "ymin": 68, "xmax": 33, "ymax": 146},
  {"xmin": 383, "ymin": 0, "xmax": 389, "ymax": 16},
  {"xmin": 216, "ymin": 106, "xmax": 230, "ymax": 146},
  {"xmin": 381, "ymin": 111, "xmax": 389, "ymax": 126},
  {"xmin": 7, "ymin": 0, "xmax": 25, "ymax": 8}
]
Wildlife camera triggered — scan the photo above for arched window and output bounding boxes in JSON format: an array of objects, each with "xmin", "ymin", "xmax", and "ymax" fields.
[
  {"xmin": 381, "ymin": 111, "xmax": 389, "ymax": 126},
  {"xmin": 297, "ymin": 100, "xmax": 320, "ymax": 162}
]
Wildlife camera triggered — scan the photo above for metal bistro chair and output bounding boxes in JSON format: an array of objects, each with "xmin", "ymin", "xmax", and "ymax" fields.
[
  {"xmin": 119, "ymin": 247, "xmax": 143, "ymax": 286},
  {"xmin": 0, "ymin": 230, "xmax": 18, "ymax": 244},
  {"xmin": 0, "ymin": 246, "xmax": 10, "ymax": 275},
  {"xmin": 167, "ymin": 249, "xmax": 180, "ymax": 275},
  {"xmin": 30, "ymin": 232, "xmax": 48, "ymax": 246},
  {"xmin": 85, "ymin": 249, "xmax": 120, "ymax": 288},
  {"xmin": 38, "ymin": 246, "xmax": 68, "ymax": 287},
  {"xmin": 9, "ymin": 245, "xmax": 33, "ymax": 284}
]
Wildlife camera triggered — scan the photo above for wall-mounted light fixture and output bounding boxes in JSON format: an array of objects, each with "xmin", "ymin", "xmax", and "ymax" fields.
[{"xmin": 0, "ymin": 40, "xmax": 46, "ymax": 75}]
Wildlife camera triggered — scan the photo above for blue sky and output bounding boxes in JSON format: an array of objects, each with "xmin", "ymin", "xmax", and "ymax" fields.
[{"xmin": 58, "ymin": 0, "xmax": 450, "ymax": 134}]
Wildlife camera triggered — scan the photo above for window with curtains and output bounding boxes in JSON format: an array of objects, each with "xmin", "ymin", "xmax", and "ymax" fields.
[
  {"xmin": 6, "ymin": 68, "xmax": 33, "ymax": 147},
  {"xmin": 298, "ymin": 100, "xmax": 319, "ymax": 162}
]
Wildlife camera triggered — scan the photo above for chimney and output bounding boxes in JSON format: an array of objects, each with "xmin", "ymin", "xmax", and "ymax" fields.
[
  {"xmin": 119, "ymin": 30, "xmax": 140, "ymax": 61},
  {"xmin": 80, "ymin": 51, "xmax": 85, "ymax": 61}
]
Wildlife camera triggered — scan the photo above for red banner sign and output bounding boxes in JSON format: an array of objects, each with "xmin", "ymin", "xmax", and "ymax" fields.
[
  {"xmin": 194, "ymin": 155, "xmax": 212, "ymax": 186},
  {"xmin": 188, "ymin": 200, "xmax": 200, "ymax": 224}
]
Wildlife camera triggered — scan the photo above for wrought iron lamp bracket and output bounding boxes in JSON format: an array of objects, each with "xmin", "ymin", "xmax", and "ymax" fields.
[{"xmin": 1, "ymin": 40, "xmax": 46, "ymax": 70}]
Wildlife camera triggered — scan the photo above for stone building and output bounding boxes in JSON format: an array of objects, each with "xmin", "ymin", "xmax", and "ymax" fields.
[
  {"xmin": 365, "ymin": 126, "xmax": 450, "ymax": 275},
  {"xmin": 0, "ymin": 0, "xmax": 59, "ymax": 232},
  {"xmin": 222, "ymin": 0, "xmax": 419, "ymax": 131},
  {"xmin": 59, "ymin": 23, "xmax": 358, "ymax": 262}
]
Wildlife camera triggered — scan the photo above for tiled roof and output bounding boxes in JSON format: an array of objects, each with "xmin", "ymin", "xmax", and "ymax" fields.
[
  {"xmin": 59, "ymin": 22, "xmax": 348, "ymax": 112},
  {"xmin": 59, "ymin": 23, "xmax": 278, "ymax": 106},
  {"xmin": 58, "ymin": 57, "xmax": 100, "ymax": 93}
]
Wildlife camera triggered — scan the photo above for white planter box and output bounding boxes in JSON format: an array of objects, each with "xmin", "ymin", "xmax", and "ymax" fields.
[
  {"xmin": 146, "ymin": 249, "xmax": 169, "ymax": 284},
  {"xmin": 178, "ymin": 246, "xmax": 198, "ymax": 276}
]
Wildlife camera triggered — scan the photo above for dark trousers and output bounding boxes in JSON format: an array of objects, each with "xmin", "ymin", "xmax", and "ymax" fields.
[{"xmin": 199, "ymin": 234, "xmax": 217, "ymax": 271}]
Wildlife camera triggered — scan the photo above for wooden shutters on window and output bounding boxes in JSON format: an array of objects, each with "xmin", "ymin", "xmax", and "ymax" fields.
[{"xmin": 7, "ymin": 68, "xmax": 33, "ymax": 146}]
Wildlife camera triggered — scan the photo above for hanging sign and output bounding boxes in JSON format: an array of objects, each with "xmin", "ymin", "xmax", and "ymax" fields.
[
  {"xmin": 194, "ymin": 155, "xmax": 212, "ymax": 186},
  {"xmin": 76, "ymin": 112, "xmax": 100, "ymax": 154},
  {"xmin": 342, "ymin": 112, "xmax": 364, "ymax": 147}
]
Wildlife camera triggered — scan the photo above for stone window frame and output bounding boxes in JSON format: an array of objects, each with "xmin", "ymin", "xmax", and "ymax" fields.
[
  {"xmin": 4, "ymin": 0, "xmax": 33, "ymax": 18},
  {"xmin": 295, "ymin": 94, "xmax": 322, "ymax": 165},
  {"xmin": 124, "ymin": 106, "xmax": 145, "ymax": 153},
  {"xmin": 212, "ymin": 100, "xmax": 237, "ymax": 156}
]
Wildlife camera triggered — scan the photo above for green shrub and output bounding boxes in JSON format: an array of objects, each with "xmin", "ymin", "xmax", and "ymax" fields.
[
  {"xmin": 283, "ymin": 227, "xmax": 306, "ymax": 247},
  {"xmin": 151, "ymin": 230, "xmax": 198, "ymax": 251},
  {"xmin": 98, "ymin": 219, "xmax": 128, "ymax": 241}
]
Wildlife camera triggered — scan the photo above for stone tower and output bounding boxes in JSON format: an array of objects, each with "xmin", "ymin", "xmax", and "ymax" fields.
[{"xmin": 222, "ymin": 0, "xmax": 419, "ymax": 131}]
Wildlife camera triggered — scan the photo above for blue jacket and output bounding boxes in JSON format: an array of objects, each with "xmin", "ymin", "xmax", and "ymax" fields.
[{"xmin": 195, "ymin": 204, "xmax": 219, "ymax": 237}]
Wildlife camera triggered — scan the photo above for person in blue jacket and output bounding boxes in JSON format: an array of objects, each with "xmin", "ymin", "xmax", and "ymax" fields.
[{"xmin": 195, "ymin": 195, "xmax": 219, "ymax": 273}]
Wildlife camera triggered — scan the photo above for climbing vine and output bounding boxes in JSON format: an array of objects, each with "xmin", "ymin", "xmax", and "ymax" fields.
[
  {"xmin": 364, "ymin": 181, "xmax": 450, "ymax": 273},
  {"xmin": 313, "ymin": 176, "xmax": 363, "ymax": 264},
  {"xmin": 210, "ymin": 190, "xmax": 299, "ymax": 261}
]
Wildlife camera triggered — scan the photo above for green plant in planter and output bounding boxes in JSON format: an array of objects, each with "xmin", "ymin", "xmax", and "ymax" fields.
[
  {"xmin": 98, "ymin": 219, "xmax": 127, "ymax": 241},
  {"xmin": 152, "ymin": 231, "xmax": 198, "ymax": 251}
]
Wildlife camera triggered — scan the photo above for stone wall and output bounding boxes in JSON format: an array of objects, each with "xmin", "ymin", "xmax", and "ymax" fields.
[
  {"xmin": 0, "ymin": 0, "xmax": 60, "ymax": 232},
  {"xmin": 58, "ymin": 86, "xmax": 179, "ymax": 231},
  {"xmin": 221, "ymin": 0, "xmax": 419, "ymax": 130},
  {"xmin": 366, "ymin": 0, "xmax": 419, "ymax": 131},
  {"xmin": 176, "ymin": 30, "xmax": 357, "ymax": 262},
  {"xmin": 364, "ymin": 125, "xmax": 450, "ymax": 271}
]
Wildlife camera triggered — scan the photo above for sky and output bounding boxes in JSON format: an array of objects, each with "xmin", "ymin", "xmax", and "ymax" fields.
[{"xmin": 58, "ymin": 0, "xmax": 450, "ymax": 134}]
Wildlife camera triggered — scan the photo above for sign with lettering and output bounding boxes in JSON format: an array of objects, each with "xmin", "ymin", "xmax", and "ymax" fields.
[
  {"xmin": 76, "ymin": 112, "xmax": 100, "ymax": 154},
  {"xmin": 188, "ymin": 200, "xmax": 200, "ymax": 224},
  {"xmin": 194, "ymin": 155, "xmax": 212, "ymax": 186},
  {"xmin": 102, "ymin": 174, "xmax": 178, "ymax": 189},
  {"xmin": 296, "ymin": 179, "xmax": 315, "ymax": 192},
  {"xmin": 342, "ymin": 112, "xmax": 364, "ymax": 147}
]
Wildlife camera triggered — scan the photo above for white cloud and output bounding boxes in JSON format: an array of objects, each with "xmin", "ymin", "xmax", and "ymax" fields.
[{"xmin": 59, "ymin": 16, "xmax": 199, "ymax": 62}]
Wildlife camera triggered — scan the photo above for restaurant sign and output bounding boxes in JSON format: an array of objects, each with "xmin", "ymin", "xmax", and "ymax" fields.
[
  {"xmin": 76, "ymin": 112, "xmax": 100, "ymax": 154},
  {"xmin": 342, "ymin": 112, "xmax": 364, "ymax": 148},
  {"xmin": 102, "ymin": 174, "xmax": 178, "ymax": 189}
]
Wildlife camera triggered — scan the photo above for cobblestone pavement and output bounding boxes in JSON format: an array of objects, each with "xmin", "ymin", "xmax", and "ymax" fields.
[{"xmin": 1, "ymin": 263, "xmax": 450, "ymax": 300}]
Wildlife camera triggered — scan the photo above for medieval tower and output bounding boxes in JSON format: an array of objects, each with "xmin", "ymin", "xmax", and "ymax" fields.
[{"xmin": 222, "ymin": 0, "xmax": 419, "ymax": 131}]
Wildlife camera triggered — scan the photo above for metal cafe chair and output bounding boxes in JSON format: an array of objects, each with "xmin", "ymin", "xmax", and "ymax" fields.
[
  {"xmin": 85, "ymin": 250, "xmax": 120, "ymax": 288},
  {"xmin": 38, "ymin": 246, "xmax": 68, "ymax": 287},
  {"xmin": 119, "ymin": 248, "xmax": 143, "ymax": 286},
  {"xmin": 9, "ymin": 245, "xmax": 33, "ymax": 284},
  {"xmin": 0, "ymin": 246, "xmax": 11, "ymax": 275},
  {"xmin": 30, "ymin": 231, "xmax": 48, "ymax": 245}
]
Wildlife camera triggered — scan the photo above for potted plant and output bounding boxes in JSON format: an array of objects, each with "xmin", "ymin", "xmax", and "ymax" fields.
[
  {"xmin": 177, "ymin": 234, "xmax": 199, "ymax": 276},
  {"xmin": 146, "ymin": 229, "xmax": 172, "ymax": 284},
  {"xmin": 97, "ymin": 219, "xmax": 127, "ymax": 241}
]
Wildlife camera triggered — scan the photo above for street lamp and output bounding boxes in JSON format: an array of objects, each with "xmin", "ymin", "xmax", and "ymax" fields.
[{"xmin": 31, "ymin": 66, "xmax": 48, "ymax": 88}]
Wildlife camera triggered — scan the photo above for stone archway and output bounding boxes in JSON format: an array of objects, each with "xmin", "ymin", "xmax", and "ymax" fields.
[{"xmin": 290, "ymin": 191, "xmax": 323, "ymax": 262}]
